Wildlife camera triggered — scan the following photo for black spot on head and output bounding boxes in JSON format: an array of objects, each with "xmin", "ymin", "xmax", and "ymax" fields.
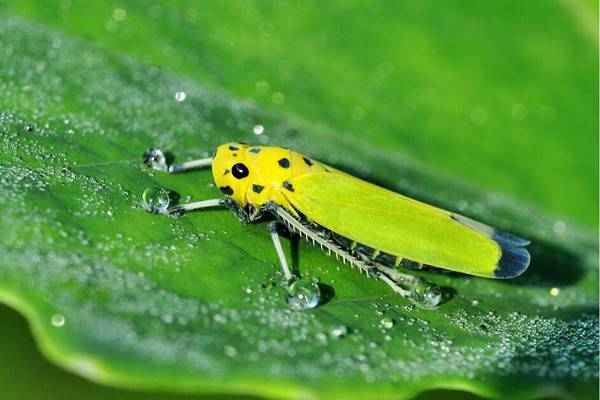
[
  {"xmin": 232, "ymin": 163, "xmax": 249, "ymax": 179},
  {"xmin": 249, "ymin": 148, "xmax": 261, "ymax": 153},
  {"xmin": 219, "ymin": 186, "xmax": 234, "ymax": 195},
  {"xmin": 303, "ymin": 157, "xmax": 313, "ymax": 166},
  {"xmin": 222, "ymin": 169, "xmax": 230, "ymax": 176},
  {"xmin": 229, "ymin": 145, "xmax": 239, "ymax": 151},
  {"xmin": 283, "ymin": 181, "xmax": 295, "ymax": 192},
  {"xmin": 278, "ymin": 158, "xmax": 290, "ymax": 168},
  {"xmin": 252, "ymin": 184, "xmax": 264, "ymax": 194}
]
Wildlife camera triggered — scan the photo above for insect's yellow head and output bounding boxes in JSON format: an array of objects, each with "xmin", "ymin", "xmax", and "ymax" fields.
[{"xmin": 211, "ymin": 142, "xmax": 251, "ymax": 207}]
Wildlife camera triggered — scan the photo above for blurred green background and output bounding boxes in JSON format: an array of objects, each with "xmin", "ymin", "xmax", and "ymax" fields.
[
  {"xmin": 0, "ymin": 0, "xmax": 598, "ymax": 399},
  {"xmin": 4, "ymin": 0, "xmax": 598, "ymax": 226}
]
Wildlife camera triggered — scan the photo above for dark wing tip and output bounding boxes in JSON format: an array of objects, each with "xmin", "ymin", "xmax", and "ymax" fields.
[
  {"xmin": 452, "ymin": 214, "xmax": 532, "ymax": 279},
  {"xmin": 492, "ymin": 229, "xmax": 531, "ymax": 247},
  {"xmin": 493, "ymin": 233, "xmax": 531, "ymax": 278}
]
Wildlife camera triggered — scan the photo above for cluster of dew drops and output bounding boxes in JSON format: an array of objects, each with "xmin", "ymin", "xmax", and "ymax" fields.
[{"xmin": 139, "ymin": 147, "xmax": 442, "ymax": 312}]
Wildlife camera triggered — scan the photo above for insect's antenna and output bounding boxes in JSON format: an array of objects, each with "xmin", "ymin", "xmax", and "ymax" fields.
[{"xmin": 168, "ymin": 157, "xmax": 213, "ymax": 173}]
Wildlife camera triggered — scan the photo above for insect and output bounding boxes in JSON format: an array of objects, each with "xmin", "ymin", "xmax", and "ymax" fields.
[{"xmin": 143, "ymin": 142, "xmax": 530, "ymax": 308}]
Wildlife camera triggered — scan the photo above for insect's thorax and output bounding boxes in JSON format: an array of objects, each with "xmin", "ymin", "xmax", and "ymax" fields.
[{"xmin": 211, "ymin": 142, "xmax": 325, "ymax": 209}]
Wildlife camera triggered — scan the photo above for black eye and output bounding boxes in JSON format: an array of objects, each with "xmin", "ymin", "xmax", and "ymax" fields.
[{"xmin": 232, "ymin": 163, "xmax": 249, "ymax": 179}]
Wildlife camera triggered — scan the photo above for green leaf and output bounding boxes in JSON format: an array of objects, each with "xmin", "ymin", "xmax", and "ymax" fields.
[{"xmin": 0, "ymin": 4, "xmax": 598, "ymax": 400}]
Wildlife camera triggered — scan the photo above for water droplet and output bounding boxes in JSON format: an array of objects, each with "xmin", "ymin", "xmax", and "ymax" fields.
[
  {"xmin": 553, "ymin": 220, "xmax": 567, "ymax": 235},
  {"xmin": 330, "ymin": 325, "xmax": 348, "ymax": 339},
  {"xmin": 175, "ymin": 91, "xmax": 187, "ymax": 102},
  {"xmin": 511, "ymin": 103, "xmax": 528, "ymax": 120},
  {"xmin": 550, "ymin": 287, "xmax": 560, "ymax": 296},
  {"xmin": 255, "ymin": 81, "xmax": 270, "ymax": 93},
  {"xmin": 409, "ymin": 281, "xmax": 442, "ymax": 309},
  {"xmin": 213, "ymin": 314, "xmax": 227, "ymax": 323},
  {"xmin": 272, "ymin": 92, "xmax": 285, "ymax": 104},
  {"xmin": 261, "ymin": 281, "xmax": 276, "ymax": 290},
  {"xmin": 316, "ymin": 332, "xmax": 328, "ymax": 344},
  {"xmin": 253, "ymin": 124, "xmax": 264, "ymax": 135},
  {"xmin": 141, "ymin": 187, "xmax": 170, "ymax": 214},
  {"xmin": 51, "ymin": 314, "xmax": 65, "ymax": 327},
  {"xmin": 105, "ymin": 20, "xmax": 118, "ymax": 32},
  {"xmin": 224, "ymin": 345, "xmax": 238, "ymax": 357},
  {"xmin": 380, "ymin": 317, "xmax": 395, "ymax": 329},
  {"xmin": 286, "ymin": 279, "xmax": 320, "ymax": 310},
  {"xmin": 470, "ymin": 107, "xmax": 488, "ymax": 124},
  {"xmin": 112, "ymin": 8, "xmax": 127, "ymax": 22},
  {"xmin": 143, "ymin": 147, "xmax": 168, "ymax": 171}
]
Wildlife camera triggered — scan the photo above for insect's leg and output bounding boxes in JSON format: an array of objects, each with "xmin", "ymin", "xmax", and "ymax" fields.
[
  {"xmin": 370, "ymin": 269, "xmax": 412, "ymax": 297},
  {"xmin": 248, "ymin": 205, "xmax": 263, "ymax": 222},
  {"xmin": 222, "ymin": 198, "xmax": 252, "ymax": 225},
  {"xmin": 268, "ymin": 222, "xmax": 294, "ymax": 283},
  {"xmin": 167, "ymin": 157, "xmax": 213, "ymax": 173},
  {"xmin": 142, "ymin": 147, "xmax": 213, "ymax": 173},
  {"xmin": 374, "ymin": 264, "xmax": 421, "ymax": 287},
  {"xmin": 168, "ymin": 198, "xmax": 225, "ymax": 215}
]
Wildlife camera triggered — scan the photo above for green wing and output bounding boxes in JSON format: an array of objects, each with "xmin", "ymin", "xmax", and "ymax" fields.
[{"xmin": 281, "ymin": 172, "xmax": 530, "ymax": 278}]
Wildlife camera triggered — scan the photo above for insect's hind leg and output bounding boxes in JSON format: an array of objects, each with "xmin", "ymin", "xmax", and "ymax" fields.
[
  {"xmin": 370, "ymin": 269, "xmax": 412, "ymax": 297},
  {"xmin": 375, "ymin": 264, "xmax": 421, "ymax": 287}
]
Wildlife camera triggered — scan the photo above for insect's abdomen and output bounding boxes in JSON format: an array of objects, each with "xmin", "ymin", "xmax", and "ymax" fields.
[
  {"xmin": 279, "ymin": 172, "xmax": 530, "ymax": 278},
  {"xmin": 330, "ymin": 231, "xmax": 423, "ymax": 269}
]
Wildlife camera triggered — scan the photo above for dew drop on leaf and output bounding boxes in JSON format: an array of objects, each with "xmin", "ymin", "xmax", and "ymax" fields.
[
  {"xmin": 224, "ymin": 345, "xmax": 238, "ymax": 358},
  {"xmin": 380, "ymin": 317, "xmax": 395, "ymax": 329},
  {"xmin": 174, "ymin": 91, "xmax": 186, "ymax": 102},
  {"xmin": 330, "ymin": 325, "xmax": 348, "ymax": 339},
  {"xmin": 409, "ymin": 281, "xmax": 442, "ymax": 309},
  {"xmin": 286, "ymin": 279, "xmax": 320, "ymax": 310},
  {"xmin": 51, "ymin": 313, "xmax": 65, "ymax": 327},
  {"xmin": 253, "ymin": 124, "xmax": 264, "ymax": 135},
  {"xmin": 141, "ymin": 187, "xmax": 170, "ymax": 214},
  {"xmin": 142, "ymin": 147, "xmax": 168, "ymax": 171},
  {"xmin": 316, "ymin": 332, "xmax": 328, "ymax": 344}
]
